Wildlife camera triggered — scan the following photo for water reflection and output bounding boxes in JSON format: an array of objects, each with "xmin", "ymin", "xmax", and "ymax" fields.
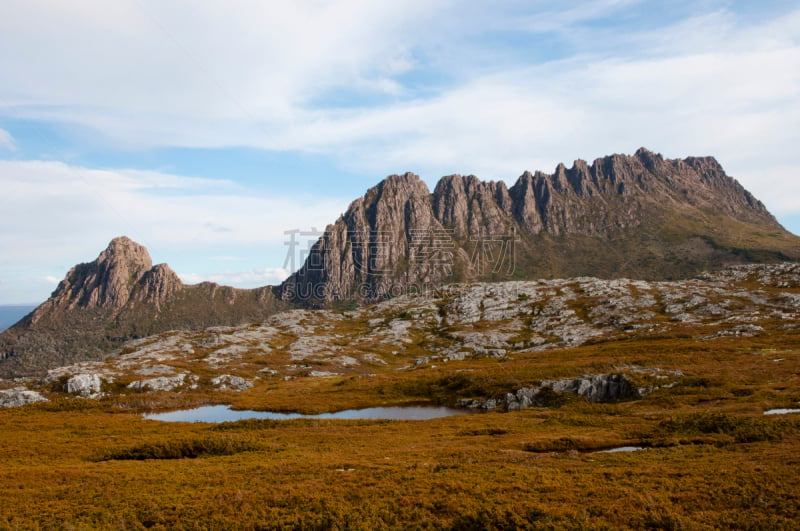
[
  {"xmin": 144, "ymin": 404, "xmax": 469, "ymax": 423},
  {"xmin": 763, "ymin": 408, "xmax": 800, "ymax": 415}
]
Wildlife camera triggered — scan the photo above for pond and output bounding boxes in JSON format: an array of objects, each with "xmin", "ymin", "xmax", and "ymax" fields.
[
  {"xmin": 593, "ymin": 446, "xmax": 646, "ymax": 454},
  {"xmin": 144, "ymin": 404, "xmax": 470, "ymax": 423},
  {"xmin": 763, "ymin": 408, "xmax": 800, "ymax": 415}
]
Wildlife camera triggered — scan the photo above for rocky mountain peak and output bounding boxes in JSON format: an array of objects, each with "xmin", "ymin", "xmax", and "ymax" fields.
[
  {"xmin": 1, "ymin": 237, "xmax": 283, "ymax": 377},
  {"xmin": 48, "ymin": 236, "xmax": 156, "ymax": 312},
  {"xmin": 281, "ymin": 149, "xmax": 799, "ymax": 303},
  {"xmin": 102, "ymin": 236, "xmax": 153, "ymax": 272}
]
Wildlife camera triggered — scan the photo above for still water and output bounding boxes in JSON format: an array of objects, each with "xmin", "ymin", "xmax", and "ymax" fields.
[{"xmin": 144, "ymin": 404, "xmax": 469, "ymax": 423}]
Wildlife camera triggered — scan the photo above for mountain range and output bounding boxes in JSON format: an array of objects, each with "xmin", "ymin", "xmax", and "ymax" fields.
[
  {"xmin": 1, "ymin": 148, "xmax": 798, "ymax": 377},
  {"xmin": 281, "ymin": 148, "xmax": 798, "ymax": 304}
]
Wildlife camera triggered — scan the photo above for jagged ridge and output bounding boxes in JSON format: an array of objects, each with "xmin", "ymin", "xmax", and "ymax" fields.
[
  {"xmin": 2, "ymin": 148, "xmax": 798, "ymax": 376},
  {"xmin": 281, "ymin": 148, "xmax": 798, "ymax": 303}
]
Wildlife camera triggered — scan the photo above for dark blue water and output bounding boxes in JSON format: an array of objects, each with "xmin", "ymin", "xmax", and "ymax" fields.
[
  {"xmin": 144, "ymin": 405, "xmax": 469, "ymax": 423},
  {"xmin": 0, "ymin": 305, "xmax": 36, "ymax": 332}
]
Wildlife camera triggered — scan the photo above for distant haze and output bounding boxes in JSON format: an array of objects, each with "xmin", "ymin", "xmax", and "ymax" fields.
[{"xmin": 0, "ymin": 305, "xmax": 35, "ymax": 332}]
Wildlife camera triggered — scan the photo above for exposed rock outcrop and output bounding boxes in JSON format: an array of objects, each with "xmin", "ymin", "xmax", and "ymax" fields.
[
  {"xmin": 3, "ymin": 149, "xmax": 799, "ymax": 377},
  {"xmin": 65, "ymin": 373, "xmax": 105, "ymax": 398},
  {"xmin": 211, "ymin": 374, "xmax": 254, "ymax": 391},
  {"xmin": 40, "ymin": 237, "xmax": 160, "ymax": 315},
  {"xmin": 0, "ymin": 387, "xmax": 48, "ymax": 408},
  {"xmin": 0, "ymin": 262, "xmax": 797, "ymax": 408},
  {"xmin": 458, "ymin": 369, "xmax": 683, "ymax": 411},
  {"xmin": 127, "ymin": 374, "xmax": 193, "ymax": 392},
  {"xmin": 281, "ymin": 149, "xmax": 800, "ymax": 304}
]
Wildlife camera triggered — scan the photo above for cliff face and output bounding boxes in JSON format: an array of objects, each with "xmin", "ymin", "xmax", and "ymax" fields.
[
  {"xmin": 280, "ymin": 173, "xmax": 473, "ymax": 302},
  {"xmin": 25, "ymin": 237, "xmax": 178, "ymax": 327},
  {"xmin": 0, "ymin": 238, "xmax": 285, "ymax": 377},
  {"xmin": 280, "ymin": 148, "xmax": 798, "ymax": 303}
]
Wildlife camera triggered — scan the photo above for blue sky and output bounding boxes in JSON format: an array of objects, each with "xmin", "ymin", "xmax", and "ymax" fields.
[{"xmin": 1, "ymin": 0, "xmax": 799, "ymax": 304}]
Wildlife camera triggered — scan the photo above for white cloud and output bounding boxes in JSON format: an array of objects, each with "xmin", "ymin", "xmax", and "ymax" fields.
[
  {"xmin": 0, "ymin": 129, "xmax": 14, "ymax": 150},
  {"xmin": 1, "ymin": 2, "xmax": 796, "ymax": 210},
  {"xmin": 44, "ymin": 276, "xmax": 60, "ymax": 285},
  {"xmin": 0, "ymin": 0, "xmax": 454, "ymax": 147},
  {"xmin": 0, "ymin": 160, "xmax": 347, "ymax": 294},
  {"xmin": 178, "ymin": 268, "xmax": 289, "ymax": 288}
]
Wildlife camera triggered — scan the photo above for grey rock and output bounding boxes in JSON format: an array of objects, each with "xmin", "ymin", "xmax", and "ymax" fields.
[
  {"xmin": 0, "ymin": 387, "xmax": 48, "ymax": 408},
  {"xmin": 463, "ymin": 370, "xmax": 683, "ymax": 411},
  {"xmin": 540, "ymin": 374, "xmax": 636, "ymax": 402},
  {"xmin": 211, "ymin": 374, "xmax": 253, "ymax": 391},
  {"xmin": 127, "ymin": 374, "xmax": 187, "ymax": 392},
  {"xmin": 65, "ymin": 373, "xmax": 104, "ymax": 397}
]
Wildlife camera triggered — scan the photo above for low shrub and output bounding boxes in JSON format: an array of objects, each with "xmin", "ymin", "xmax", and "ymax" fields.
[
  {"xmin": 659, "ymin": 412, "xmax": 796, "ymax": 443},
  {"xmin": 98, "ymin": 436, "xmax": 261, "ymax": 460}
]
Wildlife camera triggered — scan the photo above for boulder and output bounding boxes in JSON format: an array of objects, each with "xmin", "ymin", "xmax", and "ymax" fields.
[
  {"xmin": 127, "ymin": 374, "xmax": 187, "ymax": 392},
  {"xmin": 65, "ymin": 373, "xmax": 104, "ymax": 397},
  {"xmin": 0, "ymin": 387, "xmax": 48, "ymax": 408},
  {"xmin": 211, "ymin": 374, "xmax": 253, "ymax": 391}
]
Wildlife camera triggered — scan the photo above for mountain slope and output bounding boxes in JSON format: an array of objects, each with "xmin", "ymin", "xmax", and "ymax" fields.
[
  {"xmin": 2, "ymin": 148, "xmax": 798, "ymax": 377},
  {"xmin": 280, "ymin": 148, "xmax": 799, "ymax": 303},
  {"xmin": 0, "ymin": 237, "xmax": 287, "ymax": 377}
]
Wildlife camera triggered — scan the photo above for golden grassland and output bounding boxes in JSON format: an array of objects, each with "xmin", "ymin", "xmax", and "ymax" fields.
[{"xmin": 2, "ymin": 327, "xmax": 800, "ymax": 529}]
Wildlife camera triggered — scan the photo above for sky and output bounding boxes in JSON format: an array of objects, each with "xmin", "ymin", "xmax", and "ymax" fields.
[{"xmin": 0, "ymin": 0, "xmax": 798, "ymax": 304}]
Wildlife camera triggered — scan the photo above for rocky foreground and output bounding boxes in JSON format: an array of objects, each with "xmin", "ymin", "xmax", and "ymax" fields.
[{"xmin": 1, "ymin": 262, "xmax": 798, "ymax": 410}]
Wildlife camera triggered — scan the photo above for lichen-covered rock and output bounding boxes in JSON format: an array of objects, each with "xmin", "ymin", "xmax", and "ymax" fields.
[
  {"xmin": 0, "ymin": 387, "xmax": 48, "ymax": 408},
  {"xmin": 462, "ymin": 370, "xmax": 681, "ymax": 411},
  {"xmin": 540, "ymin": 374, "xmax": 635, "ymax": 403},
  {"xmin": 65, "ymin": 373, "xmax": 104, "ymax": 397},
  {"xmin": 127, "ymin": 374, "xmax": 187, "ymax": 392},
  {"xmin": 211, "ymin": 374, "xmax": 253, "ymax": 391}
]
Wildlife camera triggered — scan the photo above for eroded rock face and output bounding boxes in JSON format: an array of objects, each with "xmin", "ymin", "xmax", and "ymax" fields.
[
  {"xmin": 0, "ymin": 387, "xmax": 48, "ymax": 408},
  {"xmin": 281, "ymin": 149, "xmax": 798, "ymax": 303},
  {"xmin": 281, "ymin": 173, "xmax": 470, "ymax": 303},
  {"xmin": 540, "ymin": 374, "xmax": 635, "ymax": 403},
  {"xmin": 36, "ymin": 237, "xmax": 168, "ymax": 315}
]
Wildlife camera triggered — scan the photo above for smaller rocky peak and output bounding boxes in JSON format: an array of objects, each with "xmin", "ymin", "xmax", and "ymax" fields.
[
  {"xmin": 433, "ymin": 174, "xmax": 466, "ymax": 196},
  {"xmin": 683, "ymin": 155, "xmax": 726, "ymax": 181},
  {"xmin": 591, "ymin": 152, "xmax": 637, "ymax": 186},
  {"xmin": 565, "ymin": 159, "xmax": 594, "ymax": 197},
  {"xmin": 362, "ymin": 173, "xmax": 431, "ymax": 217},
  {"xmin": 375, "ymin": 172, "xmax": 429, "ymax": 197},
  {"xmin": 98, "ymin": 236, "xmax": 153, "ymax": 272},
  {"xmin": 49, "ymin": 237, "xmax": 155, "ymax": 312},
  {"xmin": 552, "ymin": 162, "xmax": 573, "ymax": 193},
  {"xmin": 513, "ymin": 170, "xmax": 535, "ymax": 186},
  {"xmin": 135, "ymin": 264, "xmax": 183, "ymax": 308},
  {"xmin": 572, "ymin": 159, "xmax": 591, "ymax": 174},
  {"xmin": 509, "ymin": 170, "xmax": 548, "ymax": 200},
  {"xmin": 634, "ymin": 147, "xmax": 664, "ymax": 173},
  {"xmin": 489, "ymin": 179, "xmax": 512, "ymax": 209},
  {"xmin": 434, "ymin": 174, "xmax": 500, "ymax": 198}
]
